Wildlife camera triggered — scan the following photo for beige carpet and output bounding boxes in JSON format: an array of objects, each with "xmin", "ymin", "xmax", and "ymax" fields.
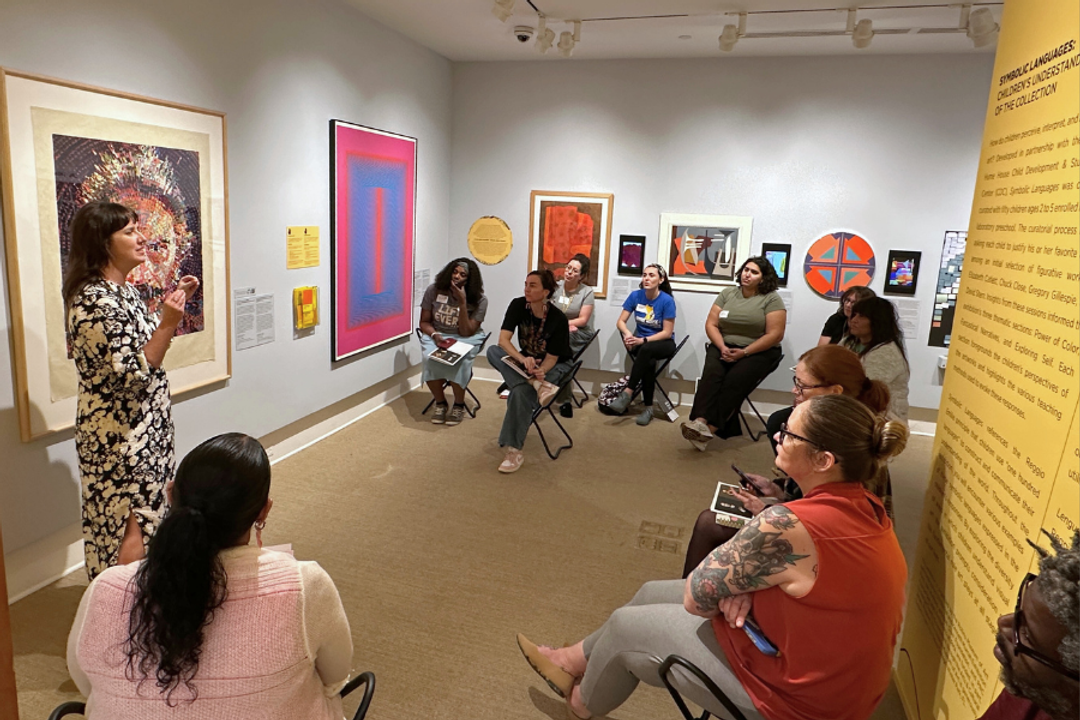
[{"xmin": 11, "ymin": 383, "xmax": 930, "ymax": 720}]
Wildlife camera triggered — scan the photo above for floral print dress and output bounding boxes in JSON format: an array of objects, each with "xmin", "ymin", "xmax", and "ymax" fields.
[{"xmin": 68, "ymin": 279, "xmax": 175, "ymax": 580}]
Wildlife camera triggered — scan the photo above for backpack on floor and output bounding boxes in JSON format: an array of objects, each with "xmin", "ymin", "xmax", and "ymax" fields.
[{"xmin": 597, "ymin": 375, "xmax": 631, "ymax": 415}]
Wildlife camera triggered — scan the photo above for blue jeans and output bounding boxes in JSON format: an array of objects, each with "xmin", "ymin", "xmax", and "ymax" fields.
[{"xmin": 487, "ymin": 345, "xmax": 571, "ymax": 450}]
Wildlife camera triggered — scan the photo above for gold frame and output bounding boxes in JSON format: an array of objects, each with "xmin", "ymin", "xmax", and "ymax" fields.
[
  {"xmin": 0, "ymin": 68, "xmax": 232, "ymax": 441},
  {"xmin": 528, "ymin": 190, "xmax": 614, "ymax": 298}
]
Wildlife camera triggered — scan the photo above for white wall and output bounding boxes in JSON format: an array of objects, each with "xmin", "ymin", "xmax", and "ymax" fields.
[
  {"xmin": 449, "ymin": 54, "xmax": 995, "ymax": 410},
  {"xmin": 0, "ymin": 0, "xmax": 453, "ymax": 561}
]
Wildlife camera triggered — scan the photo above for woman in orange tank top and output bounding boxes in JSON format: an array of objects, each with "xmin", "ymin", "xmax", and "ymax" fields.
[{"xmin": 516, "ymin": 394, "xmax": 909, "ymax": 720}]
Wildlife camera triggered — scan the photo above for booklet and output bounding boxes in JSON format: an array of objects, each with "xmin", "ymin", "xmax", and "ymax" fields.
[
  {"xmin": 500, "ymin": 355, "xmax": 532, "ymax": 378},
  {"xmin": 710, "ymin": 482, "xmax": 755, "ymax": 530},
  {"xmin": 428, "ymin": 340, "xmax": 472, "ymax": 366}
]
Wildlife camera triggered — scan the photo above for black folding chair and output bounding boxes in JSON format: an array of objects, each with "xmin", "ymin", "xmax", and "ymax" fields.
[
  {"xmin": 529, "ymin": 360, "xmax": 584, "ymax": 459},
  {"xmin": 659, "ymin": 655, "xmax": 749, "ymax": 720},
  {"xmin": 738, "ymin": 351, "xmax": 784, "ymax": 442},
  {"xmin": 415, "ymin": 328, "xmax": 490, "ymax": 418},
  {"xmin": 568, "ymin": 328, "xmax": 599, "ymax": 408},
  {"xmin": 49, "ymin": 671, "xmax": 376, "ymax": 720},
  {"xmin": 628, "ymin": 335, "xmax": 689, "ymax": 410}
]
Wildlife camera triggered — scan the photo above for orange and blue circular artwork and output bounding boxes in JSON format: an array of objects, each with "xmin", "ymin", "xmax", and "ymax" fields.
[{"xmin": 803, "ymin": 232, "xmax": 875, "ymax": 299}]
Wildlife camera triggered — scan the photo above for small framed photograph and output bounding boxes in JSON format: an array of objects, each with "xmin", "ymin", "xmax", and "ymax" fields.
[
  {"xmin": 618, "ymin": 234, "xmax": 646, "ymax": 275},
  {"xmin": 884, "ymin": 250, "xmax": 921, "ymax": 295},
  {"xmin": 760, "ymin": 243, "xmax": 792, "ymax": 287}
]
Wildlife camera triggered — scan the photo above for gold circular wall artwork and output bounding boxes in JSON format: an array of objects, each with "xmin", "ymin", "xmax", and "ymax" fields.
[{"xmin": 467, "ymin": 216, "xmax": 512, "ymax": 265}]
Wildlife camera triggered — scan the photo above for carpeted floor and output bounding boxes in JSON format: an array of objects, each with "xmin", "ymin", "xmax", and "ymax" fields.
[{"xmin": 10, "ymin": 383, "xmax": 930, "ymax": 720}]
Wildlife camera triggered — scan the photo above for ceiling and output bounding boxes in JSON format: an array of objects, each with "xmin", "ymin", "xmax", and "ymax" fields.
[{"xmin": 344, "ymin": 0, "xmax": 1002, "ymax": 62}]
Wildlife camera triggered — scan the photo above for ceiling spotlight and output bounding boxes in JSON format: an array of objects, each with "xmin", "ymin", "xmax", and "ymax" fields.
[
  {"xmin": 536, "ymin": 14, "xmax": 555, "ymax": 54},
  {"xmin": 966, "ymin": 7, "xmax": 999, "ymax": 48},
  {"xmin": 492, "ymin": 0, "xmax": 514, "ymax": 23},
  {"xmin": 718, "ymin": 12, "xmax": 747, "ymax": 53},
  {"xmin": 558, "ymin": 20, "xmax": 581, "ymax": 59},
  {"xmin": 852, "ymin": 19, "xmax": 874, "ymax": 48}
]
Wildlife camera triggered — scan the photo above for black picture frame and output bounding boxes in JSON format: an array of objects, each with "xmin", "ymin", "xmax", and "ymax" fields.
[
  {"xmin": 884, "ymin": 250, "xmax": 921, "ymax": 295},
  {"xmin": 618, "ymin": 234, "xmax": 646, "ymax": 275},
  {"xmin": 760, "ymin": 243, "xmax": 792, "ymax": 287}
]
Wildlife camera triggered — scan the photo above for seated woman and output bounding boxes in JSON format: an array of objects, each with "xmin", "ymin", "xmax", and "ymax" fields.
[
  {"xmin": 552, "ymin": 253, "xmax": 597, "ymax": 417},
  {"xmin": 486, "ymin": 269, "xmax": 573, "ymax": 473},
  {"xmin": 418, "ymin": 258, "xmax": 488, "ymax": 425},
  {"xmin": 841, "ymin": 296, "xmax": 910, "ymax": 422},
  {"xmin": 604, "ymin": 264, "xmax": 677, "ymax": 426},
  {"xmin": 67, "ymin": 433, "xmax": 352, "ymax": 718},
  {"xmin": 681, "ymin": 343, "xmax": 891, "ymax": 576},
  {"xmin": 817, "ymin": 285, "xmax": 875, "ymax": 346},
  {"xmin": 681, "ymin": 256, "xmax": 786, "ymax": 450},
  {"xmin": 518, "ymin": 394, "xmax": 909, "ymax": 720}
]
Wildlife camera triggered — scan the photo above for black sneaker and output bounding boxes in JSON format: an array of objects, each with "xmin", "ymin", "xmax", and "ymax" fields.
[{"xmin": 559, "ymin": 402, "xmax": 574, "ymax": 418}]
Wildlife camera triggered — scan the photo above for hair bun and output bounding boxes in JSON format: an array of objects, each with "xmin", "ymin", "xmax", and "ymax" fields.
[{"xmin": 873, "ymin": 417, "xmax": 909, "ymax": 461}]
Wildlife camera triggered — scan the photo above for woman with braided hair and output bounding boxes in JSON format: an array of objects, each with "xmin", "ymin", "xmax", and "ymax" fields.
[{"xmin": 518, "ymin": 394, "xmax": 908, "ymax": 720}]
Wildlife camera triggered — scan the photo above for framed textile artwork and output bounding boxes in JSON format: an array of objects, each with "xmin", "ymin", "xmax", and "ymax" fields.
[
  {"xmin": 657, "ymin": 213, "xmax": 753, "ymax": 293},
  {"xmin": 928, "ymin": 231, "xmax": 966, "ymax": 347},
  {"xmin": 884, "ymin": 250, "xmax": 922, "ymax": 296},
  {"xmin": 618, "ymin": 234, "xmax": 646, "ymax": 275},
  {"xmin": 760, "ymin": 242, "xmax": 792, "ymax": 287},
  {"xmin": 330, "ymin": 120, "xmax": 416, "ymax": 361},
  {"xmin": 528, "ymin": 191, "xmax": 613, "ymax": 298},
  {"xmin": 802, "ymin": 231, "xmax": 876, "ymax": 299},
  {"xmin": 0, "ymin": 69, "xmax": 231, "ymax": 441}
]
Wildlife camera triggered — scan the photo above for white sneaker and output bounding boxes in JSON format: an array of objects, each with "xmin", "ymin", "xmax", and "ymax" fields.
[{"xmin": 498, "ymin": 448, "xmax": 525, "ymax": 473}]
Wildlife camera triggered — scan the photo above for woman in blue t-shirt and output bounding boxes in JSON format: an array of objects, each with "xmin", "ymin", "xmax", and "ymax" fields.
[{"xmin": 606, "ymin": 264, "xmax": 677, "ymax": 425}]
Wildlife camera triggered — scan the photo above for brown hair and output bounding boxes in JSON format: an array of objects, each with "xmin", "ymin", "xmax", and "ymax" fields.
[
  {"xmin": 799, "ymin": 394, "xmax": 908, "ymax": 484},
  {"xmin": 527, "ymin": 268, "xmax": 558, "ymax": 298},
  {"xmin": 798, "ymin": 345, "xmax": 890, "ymax": 414},
  {"xmin": 62, "ymin": 201, "xmax": 138, "ymax": 308}
]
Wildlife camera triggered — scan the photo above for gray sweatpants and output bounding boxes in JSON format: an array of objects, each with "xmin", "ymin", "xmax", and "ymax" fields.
[{"xmin": 579, "ymin": 579, "xmax": 764, "ymax": 719}]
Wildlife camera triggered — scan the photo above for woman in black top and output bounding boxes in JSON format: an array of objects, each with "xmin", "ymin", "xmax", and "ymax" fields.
[
  {"xmin": 486, "ymin": 269, "xmax": 573, "ymax": 473},
  {"xmin": 817, "ymin": 285, "xmax": 875, "ymax": 346}
]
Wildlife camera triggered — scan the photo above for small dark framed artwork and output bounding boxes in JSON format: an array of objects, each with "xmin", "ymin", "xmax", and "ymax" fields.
[
  {"xmin": 618, "ymin": 234, "xmax": 646, "ymax": 275},
  {"xmin": 760, "ymin": 243, "xmax": 792, "ymax": 287},
  {"xmin": 884, "ymin": 250, "xmax": 921, "ymax": 295}
]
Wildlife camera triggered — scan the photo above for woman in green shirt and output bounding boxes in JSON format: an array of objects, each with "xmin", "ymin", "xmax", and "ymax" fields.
[{"xmin": 681, "ymin": 256, "xmax": 786, "ymax": 450}]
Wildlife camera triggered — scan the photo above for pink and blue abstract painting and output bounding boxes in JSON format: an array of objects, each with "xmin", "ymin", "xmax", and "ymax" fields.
[{"xmin": 331, "ymin": 121, "xmax": 416, "ymax": 361}]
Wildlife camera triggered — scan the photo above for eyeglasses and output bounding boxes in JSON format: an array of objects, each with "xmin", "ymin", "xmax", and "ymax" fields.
[
  {"xmin": 790, "ymin": 367, "xmax": 829, "ymax": 394},
  {"xmin": 1012, "ymin": 573, "xmax": 1080, "ymax": 681},
  {"xmin": 777, "ymin": 422, "xmax": 829, "ymax": 452}
]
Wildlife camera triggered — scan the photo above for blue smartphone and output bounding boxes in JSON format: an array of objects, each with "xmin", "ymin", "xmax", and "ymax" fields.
[{"xmin": 742, "ymin": 615, "xmax": 780, "ymax": 657}]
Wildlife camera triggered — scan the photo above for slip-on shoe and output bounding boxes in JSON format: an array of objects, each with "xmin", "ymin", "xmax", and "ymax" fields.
[{"xmin": 516, "ymin": 633, "xmax": 576, "ymax": 698}]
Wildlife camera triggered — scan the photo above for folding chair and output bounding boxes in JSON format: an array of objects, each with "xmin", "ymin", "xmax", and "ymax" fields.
[
  {"xmin": 659, "ymin": 655, "xmax": 749, "ymax": 720},
  {"xmin": 529, "ymin": 360, "xmax": 584, "ymax": 459},
  {"xmin": 738, "ymin": 352, "xmax": 784, "ymax": 442},
  {"xmin": 568, "ymin": 328, "xmax": 600, "ymax": 408},
  {"xmin": 49, "ymin": 670, "xmax": 377, "ymax": 720},
  {"xmin": 415, "ymin": 328, "xmax": 490, "ymax": 418},
  {"xmin": 628, "ymin": 335, "xmax": 689, "ymax": 410}
]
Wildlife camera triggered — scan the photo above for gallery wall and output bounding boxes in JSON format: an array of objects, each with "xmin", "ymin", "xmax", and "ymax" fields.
[
  {"xmin": 448, "ymin": 53, "xmax": 995, "ymax": 411},
  {"xmin": 0, "ymin": 0, "xmax": 453, "ymax": 560}
]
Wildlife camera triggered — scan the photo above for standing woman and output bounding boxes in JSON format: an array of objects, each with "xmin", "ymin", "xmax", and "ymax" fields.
[
  {"xmin": 605, "ymin": 264, "xmax": 677, "ymax": 426},
  {"xmin": 842, "ymin": 296, "xmax": 910, "ymax": 422},
  {"xmin": 552, "ymin": 253, "xmax": 596, "ymax": 416},
  {"xmin": 681, "ymin": 256, "xmax": 786, "ymax": 450},
  {"xmin": 486, "ymin": 270, "xmax": 573, "ymax": 473},
  {"xmin": 64, "ymin": 201, "xmax": 197, "ymax": 580},
  {"xmin": 818, "ymin": 285, "xmax": 875, "ymax": 346},
  {"xmin": 418, "ymin": 258, "xmax": 488, "ymax": 426}
]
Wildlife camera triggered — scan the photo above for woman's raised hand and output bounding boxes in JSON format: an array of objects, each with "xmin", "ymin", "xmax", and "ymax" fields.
[
  {"xmin": 161, "ymin": 289, "xmax": 188, "ymax": 329},
  {"xmin": 177, "ymin": 275, "xmax": 200, "ymax": 297}
]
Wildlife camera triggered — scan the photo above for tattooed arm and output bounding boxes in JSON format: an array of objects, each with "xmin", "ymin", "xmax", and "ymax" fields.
[{"xmin": 683, "ymin": 505, "xmax": 817, "ymax": 618}]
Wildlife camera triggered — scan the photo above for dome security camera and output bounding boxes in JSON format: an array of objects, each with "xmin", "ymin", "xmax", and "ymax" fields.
[{"xmin": 514, "ymin": 26, "xmax": 534, "ymax": 43}]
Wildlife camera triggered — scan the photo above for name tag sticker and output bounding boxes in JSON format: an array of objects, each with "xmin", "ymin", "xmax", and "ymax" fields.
[
  {"xmin": 719, "ymin": 310, "xmax": 730, "ymax": 319},
  {"xmin": 436, "ymin": 294, "xmax": 448, "ymax": 303}
]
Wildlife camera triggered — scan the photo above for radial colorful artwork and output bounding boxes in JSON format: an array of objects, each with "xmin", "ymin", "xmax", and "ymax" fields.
[
  {"xmin": 802, "ymin": 232, "xmax": 876, "ymax": 299},
  {"xmin": 331, "ymin": 120, "xmax": 416, "ymax": 361}
]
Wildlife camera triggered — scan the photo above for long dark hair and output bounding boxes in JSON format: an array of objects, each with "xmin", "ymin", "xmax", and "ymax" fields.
[
  {"xmin": 527, "ymin": 268, "xmax": 558, "ymax": 300},
  {"xmin": 850, "ymin": 297, "xmax": 907, "ymax": 364},
  {"xmin": 641, "ymin": 263, "xmax": 674, "ymax": 296},
  {"xmin": 737, "ymin": 256, "xmax": 780, "ymax": 295},
  {"xmin": 125, "ymin": 433, "xmax": 271, "ymax": 703},
  {"xmin": 62, "ymin": 201, "xmax": 138, "ymax": 308},
  {"xmin": 434, "ymin": 257, "xmax": 484, "ymax": 305}
]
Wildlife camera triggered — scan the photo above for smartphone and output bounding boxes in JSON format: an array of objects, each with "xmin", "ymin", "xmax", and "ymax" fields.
[
  {"xmin": 731, "ymin": 464, "xmax": 762, "ymax": 497},
  {"xmin": 742, "ymin": 615, "xmax": 780, "ymax": 657}
]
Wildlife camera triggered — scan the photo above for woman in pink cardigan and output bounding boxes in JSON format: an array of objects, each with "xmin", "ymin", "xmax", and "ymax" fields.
[{"xmin": 67, "ymin": 433, "xmax": 353, "ymax": 719}]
